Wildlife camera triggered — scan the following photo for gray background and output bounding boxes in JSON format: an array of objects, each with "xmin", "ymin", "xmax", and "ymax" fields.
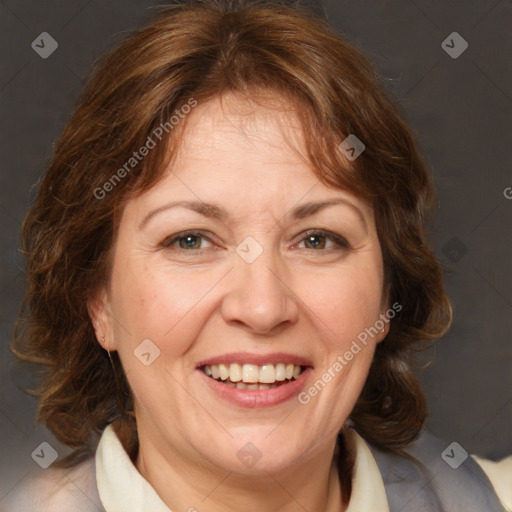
[{"xmin": 1, "ymin": 0, "xmax": 511, "ymax": 501}]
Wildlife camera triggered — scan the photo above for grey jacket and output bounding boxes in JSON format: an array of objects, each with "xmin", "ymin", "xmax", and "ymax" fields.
[
  {"xmin": 0, "ymin": 430, "xmax": 506, "ymax": 511},
  {"xmin": 369, "ymin": 430, "xmax": 508, "ymax": 511}
]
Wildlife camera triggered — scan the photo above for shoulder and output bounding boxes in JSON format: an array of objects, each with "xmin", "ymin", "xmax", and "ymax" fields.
[
  {"xmin": 0, "ymin": 456, "xmax": 103, "ymax": 512},
  {"xmin": 473, "ymin": 454, "xmax": 512, "ymax": 511},
  {"xmin": 410, "ymin": 431, "xmax": 512, "ymax": 511},
  {"xmin": 366, "ymin": 429, "xmax": 511, "ymax": 512}
]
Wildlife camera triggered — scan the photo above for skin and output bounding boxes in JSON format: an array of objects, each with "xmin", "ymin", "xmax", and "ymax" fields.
[{"xmin": 89, "ymin": 92, "xmax": 389, "ymax": 512}]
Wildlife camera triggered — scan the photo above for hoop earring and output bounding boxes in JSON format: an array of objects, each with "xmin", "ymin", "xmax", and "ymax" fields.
[
  {"xmin": 102, "ymin": 337, "xmax": 115, "ymax": 369},
  {"xmin": 101, "ymin": 338, "xmax": 133, "ymax": 419},
  {"xmin": 107, "ymin": 349, "xmax": 114, "ymax": 368}
]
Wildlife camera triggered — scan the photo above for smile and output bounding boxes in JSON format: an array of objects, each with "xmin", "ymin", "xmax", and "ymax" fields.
[{"xmin": 202, "ymin": 363, "xmax": 304, "ymax": 389}]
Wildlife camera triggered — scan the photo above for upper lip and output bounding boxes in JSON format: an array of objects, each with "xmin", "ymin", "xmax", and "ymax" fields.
[{"xmin": 196, "ymin": 352, "xmax": 314, "ymax": 368}]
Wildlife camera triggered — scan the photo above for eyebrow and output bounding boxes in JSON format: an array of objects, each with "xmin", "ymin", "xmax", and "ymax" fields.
[
  {"xmin": 292, "ymin": 198, "xmax": 367, "ymax": 232},
  {"xmin": 139, "ymin": 201, "xmax": 227, "ymax": 230},
  {"xmin": 139, "ymin": 198, "xmax": 368, "ymax": 232}
]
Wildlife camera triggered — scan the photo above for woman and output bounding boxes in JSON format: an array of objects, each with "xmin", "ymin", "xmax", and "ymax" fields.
[{"xmin": 8, "ymin": 0, "xmax": 511, "ymax": 511}]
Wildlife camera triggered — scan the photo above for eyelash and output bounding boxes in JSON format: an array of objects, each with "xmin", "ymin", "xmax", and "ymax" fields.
[{"xmin": 160, "ymin": 229, "xmax": 350, "ymax": 253}]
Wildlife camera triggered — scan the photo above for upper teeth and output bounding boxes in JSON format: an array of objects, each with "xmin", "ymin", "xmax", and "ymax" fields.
[{"xmin": 203, "ymin": 363, "xmax": 302, "ymax": 384}]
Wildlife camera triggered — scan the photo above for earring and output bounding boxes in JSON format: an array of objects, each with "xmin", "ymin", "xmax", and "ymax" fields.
[
  {"xmin": 102, "ymin": 336, "xmax": 115, "ymax": 368},
  {"xmin": 107, "ymin": 349, "xmax": 114, "ymax": 367}
]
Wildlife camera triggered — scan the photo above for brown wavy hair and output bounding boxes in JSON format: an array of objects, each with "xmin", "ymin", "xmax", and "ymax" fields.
[{"xmin": 11, "ymin": 0, "xmax": 452, "ymax": 470}]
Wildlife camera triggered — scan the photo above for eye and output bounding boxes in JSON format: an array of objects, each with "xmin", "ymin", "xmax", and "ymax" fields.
[
  {"xmin": 295, "ymin": 229, "xmax": 349, "ymax": 251},
  {"xmin": 161, "ymin": 231, "xmax": 214, "ymax": 251}
]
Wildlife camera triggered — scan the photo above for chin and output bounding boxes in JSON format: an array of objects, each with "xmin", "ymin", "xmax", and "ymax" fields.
[{"xmin": 198, "ymin": 431, "xmax": 312, "ymax": 476}]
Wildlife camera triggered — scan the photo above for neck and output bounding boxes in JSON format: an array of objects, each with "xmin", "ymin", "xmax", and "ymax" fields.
[{"xmin": 133, "ymin": 425, "xmax": 352, "ymax": 512}]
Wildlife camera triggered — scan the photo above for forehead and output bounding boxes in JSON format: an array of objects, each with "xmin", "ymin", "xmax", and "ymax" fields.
[
  {"xmin": 120, "ymin": 92, "xmax": 375, "ymax": 230},
  {"xmin": 175, "ymin": 92, "xmax": 309, "ymax": 168}
]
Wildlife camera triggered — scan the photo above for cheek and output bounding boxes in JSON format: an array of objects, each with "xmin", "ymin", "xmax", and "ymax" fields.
[
  {"xmin": 109, "ymin": 255, "xmax": 219, "ymax": 358},
  {"xmin": 304, "ymin": 262, "xmax": 385, "ymax": 349}
]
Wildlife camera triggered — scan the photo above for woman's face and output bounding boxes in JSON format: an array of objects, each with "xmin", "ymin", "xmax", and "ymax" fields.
[{"xmin": 92, "ymin": 93, "xmax": 389, "ymax": 475}]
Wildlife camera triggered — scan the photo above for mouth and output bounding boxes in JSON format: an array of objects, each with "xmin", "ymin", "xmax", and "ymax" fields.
[
  {"xmin": 196, "ymin": 353, "xmax": 313, "ymax": 407},
  {"xmin": 201, "ymin": 362, "xmax": 305, "ymax": 390}
]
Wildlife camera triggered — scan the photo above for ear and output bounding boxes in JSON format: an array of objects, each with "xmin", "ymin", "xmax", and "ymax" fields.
[
  {"xmin": 375, "ymin": 296, "xmax": 392, "ymax": 344},
  {"xmin": 87, "ymin": 287, "xmax": 117, "ymax": 351},
  {"xmin": 376, "ymin": 282, "xmax": 393, "ymax": 343},
  {"xmin": 375, "ymin": 312, "xmax": 391, "ymax": 344}
]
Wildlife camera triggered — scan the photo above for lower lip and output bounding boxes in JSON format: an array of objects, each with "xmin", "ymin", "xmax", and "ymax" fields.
[{"xmin": 198, "ymin": 367, "xmax": 312, "ymax": 408}]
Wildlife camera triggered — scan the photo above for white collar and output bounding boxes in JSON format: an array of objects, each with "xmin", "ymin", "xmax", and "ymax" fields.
[
  {"xmin": 96, "ymin": 424, "xmax": 389, "ymax": 512},
  {"xmin": 95, "ymin": 424, "xmax": 170, "ymax": 511}
]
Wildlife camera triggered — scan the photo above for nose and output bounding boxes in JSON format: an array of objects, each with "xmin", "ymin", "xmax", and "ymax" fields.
[{"xmin": 220, "ymin": 247, "xmax": 300, "ymax": 335}]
